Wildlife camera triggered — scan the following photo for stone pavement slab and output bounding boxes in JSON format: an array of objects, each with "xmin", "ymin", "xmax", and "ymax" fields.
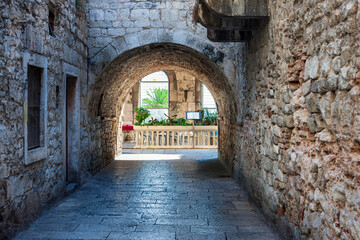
[{"xmin": 14, "ymin": 150, "xmax": 279, "ymax": 240}]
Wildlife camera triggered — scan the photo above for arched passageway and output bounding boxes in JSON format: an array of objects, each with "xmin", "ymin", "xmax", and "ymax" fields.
[
  {"xmin": 117, "ymin": 70, "xmax": 219, "ymax": 152},
  {"xmin": 88, "ymin": 43, "xmax": 238, "ymax": 171}
]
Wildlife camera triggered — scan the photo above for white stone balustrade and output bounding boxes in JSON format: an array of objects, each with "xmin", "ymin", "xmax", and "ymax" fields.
[{"xmin": 134, "ymin": 126, "xmax": 218, "ymax": 149}]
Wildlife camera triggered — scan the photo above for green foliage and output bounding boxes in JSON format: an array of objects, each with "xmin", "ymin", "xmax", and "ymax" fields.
[
  {"xmin": 137, "ymin": 113, "xmax": 192, "ymax": 126},
  {"xmin": 164, "ymin": 114, "xmax": 192, "ymax": 126},
  {"xmin": 134, "ymin": 107, "xmax": 150, "ymax": 125},
  {"xmin": 76, "ymin": 0, "xmax": 88, "ymax": 7},
  {"xmin": 199, "ymin": 109, "xmax": 218, "ymax": 125},
  {"xmin": 172, "ymin": 117, "xmax": 192, "ymax": 126},
  {"xmin": 134, "ymin": 110, "xmax": 216, "ymax": 126},
  {"xmin": 142, "ymin": 88, "xmax": 168, "ymax": 108},
  {"xmin": 164, "ymin": 113, "xmax": 177, "ymax": 126}
]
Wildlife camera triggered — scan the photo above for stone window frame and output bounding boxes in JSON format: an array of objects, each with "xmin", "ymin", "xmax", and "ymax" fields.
[{"xmin": 23, "ymin": 51, "xmax": 48, "ymax": 165}]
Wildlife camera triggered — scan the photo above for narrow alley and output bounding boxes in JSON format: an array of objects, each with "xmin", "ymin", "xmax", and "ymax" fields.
[
  {"xmin": 15, "ymin": 150, "xmax": 279, "ymax": 240},
  {"xmin": 2, "ymin": 1, "xmax": 359, "ymax": 239}
]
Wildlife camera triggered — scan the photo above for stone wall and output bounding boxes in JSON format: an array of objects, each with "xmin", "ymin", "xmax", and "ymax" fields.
[
  {"xmin": 235, "ymin": 0, "xmax": 360, "ymax": 239},
  {"xmin": 86, "ymin": 0, "xmax": 242, "ymax": 170},
  {"xmin": 169, "ymin": 71, "xmax": 202, "ymax": 119},
  {"xmin": 0, "ymin": 1, "xmax": 88, "ymax": 238}
]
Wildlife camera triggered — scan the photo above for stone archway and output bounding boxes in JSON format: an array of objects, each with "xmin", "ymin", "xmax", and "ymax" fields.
[{"xmin": 87, "ymin": 43, "xmax": 238, "ymax": 173}]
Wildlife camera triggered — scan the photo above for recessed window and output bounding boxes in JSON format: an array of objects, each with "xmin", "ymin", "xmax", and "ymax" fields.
[
  {"xmin": 140, "ymin": 71, "xmax": 169, "ymax": 121},
  {"xmin": 23, "ymin": 52, "xmax": 48, "ymax": 165},
  {"xmin": 27, "ymin": 65, "xmax": 43, "ymax": 150},
  {"xmin": 49, "ymin": 8, "xmax": 55, "ymax": 36}
]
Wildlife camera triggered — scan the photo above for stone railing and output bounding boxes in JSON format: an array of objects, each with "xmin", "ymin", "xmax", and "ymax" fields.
[{"xmin": 134, "ymin": 126, "xmax": 218, "ymax": 149}]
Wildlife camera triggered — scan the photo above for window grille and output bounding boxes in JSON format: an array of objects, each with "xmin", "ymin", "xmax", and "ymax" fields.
[{"xmin": 27, "ymin": 65, "xmax": 43, "ymax": 150}]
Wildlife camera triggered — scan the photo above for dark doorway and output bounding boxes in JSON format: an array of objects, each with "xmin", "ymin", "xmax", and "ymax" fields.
[{"xmin": 66, "ymin": 75, "xmax": 78, "ymax": 183}]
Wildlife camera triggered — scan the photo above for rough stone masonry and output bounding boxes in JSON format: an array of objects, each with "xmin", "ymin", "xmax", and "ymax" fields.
[
  {"xmin": 0, "ymin": 0, "xmax": 88, "ymax": 238},
  {"xmin": 236, "ymin": 1, "xmax": 360, "ymax": 239},
  {"xmin": 0, "ymin": 0, "xmax": 359, "ymax": 240}
]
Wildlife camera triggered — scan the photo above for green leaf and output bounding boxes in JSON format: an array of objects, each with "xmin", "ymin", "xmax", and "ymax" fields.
[{"xmin": 142, "ymin": 88, "xmax": 168, "ymax": 108}]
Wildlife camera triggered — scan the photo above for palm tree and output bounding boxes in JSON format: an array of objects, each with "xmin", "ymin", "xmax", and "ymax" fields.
[{"xmin": 142, "ymin": 88, "xmax": 168, "ymax": 108}]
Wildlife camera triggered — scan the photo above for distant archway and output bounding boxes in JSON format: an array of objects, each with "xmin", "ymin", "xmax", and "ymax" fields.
[{"xmin": 88, "ymin": 43, "xmax": 238, "ymax": 171}]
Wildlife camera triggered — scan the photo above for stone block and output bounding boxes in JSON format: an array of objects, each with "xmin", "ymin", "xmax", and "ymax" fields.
[
  {"xmin": 104, "ymin": 10, "xmax": 118, "ymax": 21},
  {"xmin": 124, "ymin": 33, "xmax": 140, "ymax": 49},
  {"xmin": 284, "ymin": 116, "xmax": 294, "ymax": 128},
  {"xmin": 138, "ymin": 29, "xmax": 157, "ymax": 45},
  {"xmin": 108, "ymin": 28, "xmax": 125, "ymax": 37},
  {"xmin": 151, "ymin": 21, "xmax": 163, "ymax": 28},
  {"xmin": 111, "ymin": 37, "xmax": 127, "ymax": 55},
  {"xmin": 309, "ymin": 56, "xmax": 320, "ymax": 80},
  {"xmin": 130, "ymin": 9, "xmax": 150, "ymax": 20},
  {"xmin": 326, "ymin": 76, "xmax": 338, "ymax": 91},
  {"xmin": 302, "ymin": 80, "xmax": 312, "ymax": 96},
  {"xmin": 126, "ymin": 28, "xmax": 142, "ymax": 34},
  {"xmin": 318, "ymin": 91, "xmax": 335, "ymax": 125},
  {"xmin": 320, "ymin": 56, "xmax": 331, "ymax": 77},
  {"xmin": 122, "ymin": 21, "xmax": 134, "ymax": 28},
  {"xmin": 112, "ymin": 21, "xmax": 121, "ymax": 28},
  {"xmin": 282, "ymin": 104, "xmax": 293, "ymax": 115},
  {"xmin": 327, "ymin": 40, "xmax": 342, "ymax": 57},
  {"xmin": 118, "ymin": 9, "xmax": 130, "ymax": 20},
  {"xmin": 332, "ymin": 57, "xmax": 342, "ymax": 73},
  {"xmin": 316, "ymin": 129, "xmax": 335, "ymax": 143},
  {"xmin": 89, "ymin": 10, "xmax": 105, "ymax": 21},
  {"xmin": 306, "ymin": 114, "xmax": 325, "ymax": 133},
  {"xmin": 157, "ymin": 29, "xmax": 173, "ymax": 42},
  {"xmin": 187, "ymin": 102, "xmax": 195, "ymax": 111},
  {"xmin": 261, "ymin": 156, "xmax": 272, "ymax": 172},
  {"xmin": 173, "ymin": 30, "xmax": 188, "ymax": 45},
  {"xmin": 161, "ymin": 9, "xmax": 179, "ymax": 22},
  {"xmin": 305, "ymin": 56, "xmax": 319, "ymax": 80},
  {"xmin": 271, "ymin": 125, "xmax": 282, "ymax": 138},
  {"xmin": 311, "ymin": 79, "xmax": 327, "ymax": 93},
  {"xmin": 305, "ymin": 92, "xmax": 320, "ymax": 113},
  {"xmin": 332, "ymin": 186, "xmax": 346, "ymax": 203},
  {"xmin": 134, "ymin": 20, "xmax": 151, "ymax": 28},
  {"xmin": 271, "ymin": 115, "xmax": 284, "ymax": 127},
  {"xmin": 150, "ymin": 9, "xmax": 160, "ymax": 21}
]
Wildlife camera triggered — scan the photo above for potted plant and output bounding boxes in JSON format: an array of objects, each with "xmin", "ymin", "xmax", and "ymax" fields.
[{"xmin": 134, "ymin": 107, "xmax": 150, "ymax": 125}]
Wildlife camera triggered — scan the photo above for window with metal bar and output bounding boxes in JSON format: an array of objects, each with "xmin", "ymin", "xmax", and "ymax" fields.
[{"xmin": 27, "ymin": 65, "xmax": 43, "ymax": 150}]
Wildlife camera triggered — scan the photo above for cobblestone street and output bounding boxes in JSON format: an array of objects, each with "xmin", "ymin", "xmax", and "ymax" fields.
[{"xmin": 15, "ymin": 150, "xmax": 278, "ymax": 240}]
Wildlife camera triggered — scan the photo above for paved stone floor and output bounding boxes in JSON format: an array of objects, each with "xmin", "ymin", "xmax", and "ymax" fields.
[{"xmin": 15, "ymin": 150, "xmax": 279, "ymax": 240}]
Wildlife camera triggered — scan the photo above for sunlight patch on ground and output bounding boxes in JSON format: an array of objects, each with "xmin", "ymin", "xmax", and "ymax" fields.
[
  {"xmin": 115, "ymin": 154, "xmax": 183, "ymax": 161},
  {"xmin": 115, "ymin": 149, "xmax": 218, "ymax": 161}
]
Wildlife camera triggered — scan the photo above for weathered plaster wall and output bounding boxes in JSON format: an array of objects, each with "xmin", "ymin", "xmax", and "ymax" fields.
[
  {"xmin": 236, "ymin": 0, "xmax": 360, "ymax": 239},
  {"xmin": 0, "ymin": 1, "xmax": 88, "ymax": 238}
]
